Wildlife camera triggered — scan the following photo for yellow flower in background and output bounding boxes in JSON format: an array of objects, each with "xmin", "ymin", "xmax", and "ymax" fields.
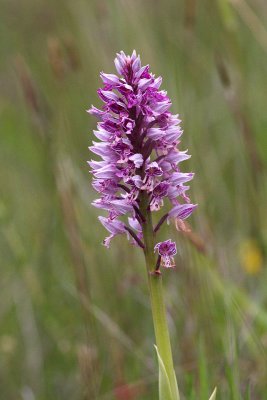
[
  {"xmin": 239, "ymin": 239, "xmax": 263, "ymax": 275},
  {"xmin": 0, "ymin": 336, "xmax": 17, "ymax": 354}
]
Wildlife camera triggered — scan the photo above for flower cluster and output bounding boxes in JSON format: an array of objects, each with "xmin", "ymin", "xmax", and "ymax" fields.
[{"xmin": 88, "ymin": 51, "xmax": 196, "ymax": 267}]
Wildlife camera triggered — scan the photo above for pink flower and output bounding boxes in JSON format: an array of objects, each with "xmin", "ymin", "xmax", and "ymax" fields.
[
  {"xmin": 154, "ymin": 240, "xmax": 177, "ymax": 269},
  {"xmin": 88, "ymin": 51, "xmax": 196, "ymax": 251}
]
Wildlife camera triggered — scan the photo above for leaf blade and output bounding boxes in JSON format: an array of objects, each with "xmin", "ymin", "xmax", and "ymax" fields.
[
  {"xmin": 154, "ymin": 345, "xmax": 173, "ymax": 400},
  {"xmin": 209, "ymin": 387, "xmax": 217, "ymax": 400}
]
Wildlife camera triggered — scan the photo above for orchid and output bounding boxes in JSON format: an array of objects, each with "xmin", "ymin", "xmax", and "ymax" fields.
[
  {"xmin": 155, "ymin": 239, "xmax": 177, "ymax": 269},
  {"xmin": 88, "ymin": 51, "xmax": 206, "ymax": 400},
  {"xmin": 88, "ymin": 50, "xmax": 196, "ymax": 266}
]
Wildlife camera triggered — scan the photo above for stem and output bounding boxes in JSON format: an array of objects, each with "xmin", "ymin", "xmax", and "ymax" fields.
[
  {"xmin": 154, "ymin": 213, "xmax": 168, "ymax": 233},
  {"xmin": 124, "ymin": 226, "xmax": 145, "ymax": 249},
  {"xmin": 140, "ymin": 193, "xmax": 178, "ymax": 397}
]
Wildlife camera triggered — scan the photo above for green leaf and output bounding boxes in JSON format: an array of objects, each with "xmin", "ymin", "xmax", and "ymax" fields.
[
  {"xmin": 171, "ymin": 371, "xmax": 180, "ymax": 400},
  {"xmin": 154, "ymin": 345, "xmax": 179, "ymax": 400},
  {"xmin": 154, "ymin": 345, "xmax": 173, "ymax": 400},
  {"xmin": 209, "ymin": 387, "xmax": 217, "ymax": 400}
]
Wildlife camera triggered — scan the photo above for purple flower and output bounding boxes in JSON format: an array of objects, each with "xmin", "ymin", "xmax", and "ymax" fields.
[
  {"xmin": 98, "ymin": 217, "xmax": 126, "ymax": 248},
  {"xmin": 154, "ymin": 240, "xmax": 177, "ymax": 269},
  {"xmin": 142, "ymin": 161, "xmax": 163, "ymax": 191},
  {"xmin": 168, "ymin": 203, "xmax": 197, "ymax": 220},
  {"xmin": 150, "ymin": 182, "xmax": 169, "ymax": 211},
  {"xmin": 88, "ymin": 50, "xmax": 196, "ymax": 254}
]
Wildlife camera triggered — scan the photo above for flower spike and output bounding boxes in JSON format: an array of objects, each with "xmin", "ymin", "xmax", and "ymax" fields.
[{"xmin": 88, "ymin": 50, "xmax": 196, "ymax": 255}]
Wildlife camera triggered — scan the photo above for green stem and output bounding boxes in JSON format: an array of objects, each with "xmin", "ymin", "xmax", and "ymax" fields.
[{"xmin": 140, "ymin": 194, "xmax": 178, "ymax": 398}]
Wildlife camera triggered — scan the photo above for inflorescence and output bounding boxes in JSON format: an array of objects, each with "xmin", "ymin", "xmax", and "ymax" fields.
[{"xmin": 88, "ymin": 51, "xmax": 196, "ymax": 270}]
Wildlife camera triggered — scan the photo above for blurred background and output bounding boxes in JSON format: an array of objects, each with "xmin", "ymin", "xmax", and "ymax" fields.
[{"xmin": 1, "ymin": 0, "xmax": 267, "ymax": 399}]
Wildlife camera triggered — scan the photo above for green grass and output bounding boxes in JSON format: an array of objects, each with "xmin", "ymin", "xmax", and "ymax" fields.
[{"xmin": 1, "ymin": 0, "xmax": 267, "ymax": 399}]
